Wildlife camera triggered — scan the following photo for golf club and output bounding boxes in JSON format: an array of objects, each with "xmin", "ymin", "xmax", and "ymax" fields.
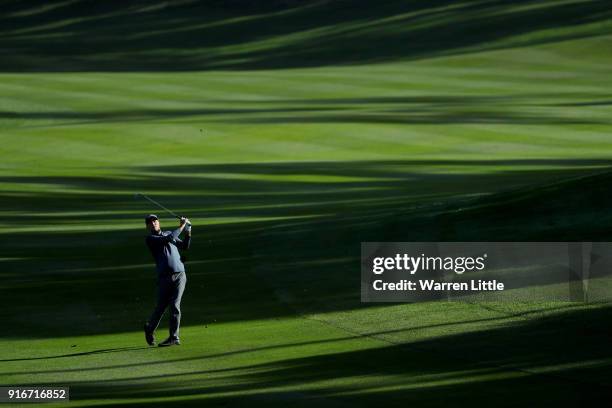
[{"xmin": 134, "ymin": 192, "xmax": 191, "ymax": 226}]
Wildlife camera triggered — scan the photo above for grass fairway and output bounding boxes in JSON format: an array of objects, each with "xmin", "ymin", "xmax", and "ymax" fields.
[{"xmin": 2, "ymin": 0, "xmax": 612, "ymax": 406}]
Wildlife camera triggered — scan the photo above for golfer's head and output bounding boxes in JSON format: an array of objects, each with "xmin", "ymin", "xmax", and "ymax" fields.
[{"xmin": 145, "ymin": 214, "xmax": 160, "ymax": 232}]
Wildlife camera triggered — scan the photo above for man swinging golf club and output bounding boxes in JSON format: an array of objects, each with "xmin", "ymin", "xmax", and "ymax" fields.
[{"xmin": 143, "ymin": 214, "xmax": 191, "ymax": 347}]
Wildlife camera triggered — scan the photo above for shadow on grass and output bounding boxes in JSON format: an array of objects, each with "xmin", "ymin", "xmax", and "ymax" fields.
[
  {"xmin": 1, "ymin": 0, "xmax": 611, "ymax": 71},
  {"xmin": 0, "ymin": 303, "xmax": 578, "ymax": 375},
  {"xmin": 34, "ymin": 305, "xmax": 612, "ymax": 406},
  {"xmin": 2, "ymin": 94, "xmax": 609, "ymax": 126},
  {"xmin": 0, "ymin": 346, "xmax": 150, "ymax": 362},
  {"xmin": 1, "ymin": 159, "xmax": 612, "ymax": 338}
]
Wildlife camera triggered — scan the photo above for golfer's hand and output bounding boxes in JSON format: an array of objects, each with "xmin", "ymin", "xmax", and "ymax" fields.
[{"xmin": 180, "ymin": 217, "xmax": 190, "ymax": 227}]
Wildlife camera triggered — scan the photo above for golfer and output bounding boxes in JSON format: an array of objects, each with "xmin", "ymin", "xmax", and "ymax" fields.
[{"xmin": 143, "ymin": 214, "xmax": 191, "ymax": 347}]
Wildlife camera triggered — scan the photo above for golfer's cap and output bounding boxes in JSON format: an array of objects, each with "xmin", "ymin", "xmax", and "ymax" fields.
[{"xmin": 145, "ymin": 214, "xmax": 159, "ymax": 224}]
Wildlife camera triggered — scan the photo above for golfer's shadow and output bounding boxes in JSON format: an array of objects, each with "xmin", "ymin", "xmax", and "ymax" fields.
[{"xmin": 1, "ymin": 346, "xmax": 150, "ymax": 362}]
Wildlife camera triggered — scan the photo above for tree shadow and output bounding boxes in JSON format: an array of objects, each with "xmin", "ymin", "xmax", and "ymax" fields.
[
  {"xmin": 1, "ymin": 0, "xmax": 611, "ymax": 71},
  {"xmin": 0, "ymin": 302, "xmax": 576, "ymax": 375},
  {"xmin": 1, "ymin": 159, "xmax": 612, "ymax": 338},
  {"xmin": 32, "ymin": 305, "xmax": 612, "ymax": 406},
  {"xmin": 2, "ymin": 93, "xmax": 609, "ymax": 127}
]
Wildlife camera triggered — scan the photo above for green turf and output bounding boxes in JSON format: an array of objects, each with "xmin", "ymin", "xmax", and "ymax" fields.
[{"xmin": 1, "ymin": 0, "xmax": 612, "ymax": 406}]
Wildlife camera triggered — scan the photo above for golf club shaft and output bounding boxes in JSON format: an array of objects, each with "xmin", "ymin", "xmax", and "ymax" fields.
[{"xmin": 137, "ymin": 193, "xmax": 181, "ymax": 219}]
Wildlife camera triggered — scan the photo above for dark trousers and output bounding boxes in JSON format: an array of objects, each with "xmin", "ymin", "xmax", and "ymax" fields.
[{"xmin": 147, "ymin": 271, "xmax": 186, "ymax": 339}]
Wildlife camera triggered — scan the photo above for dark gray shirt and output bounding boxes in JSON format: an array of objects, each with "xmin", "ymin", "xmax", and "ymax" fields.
[{"xmin": 146, "ymin": 229, "xmax": 191, "ymax": 275}]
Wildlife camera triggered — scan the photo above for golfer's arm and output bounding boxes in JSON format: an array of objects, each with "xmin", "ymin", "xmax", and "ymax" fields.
[
  {"xmin": 179, "ymin": 234, "xmax": 191, "ymax": 250},
  {"xmin": 171, "ymin": 226, "xmax": 185, "ymax": 240}
]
